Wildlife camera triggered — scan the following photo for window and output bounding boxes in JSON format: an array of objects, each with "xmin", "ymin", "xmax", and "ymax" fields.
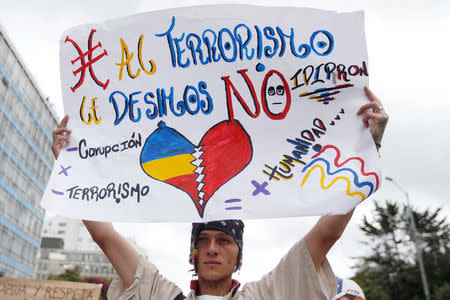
[
  {"xmin": 0, "ymin": 226, "xmax": 7, "ymax": 249},
  {"xmin": 0, "ymin": 37, "xmax": 8, "ymax": 63},
  {"xmin": 57, "ymin": 230, "xmax": 65, "ymax": 234},
  {"xmin": 40, "ymin": 251, "xmax": 49, "ymax": 259},
  {"xmin": 33, "ymin": 220, "xmax": 39, "ymax": 235},
  {"xmin": 1, "ymin": 75, "xmax": 8, "ymax": 87}
]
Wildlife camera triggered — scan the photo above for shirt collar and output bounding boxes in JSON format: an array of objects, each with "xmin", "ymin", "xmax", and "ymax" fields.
[{"xmin": 190, "ymin": 279, "xmax": 240, "ymax": 294}]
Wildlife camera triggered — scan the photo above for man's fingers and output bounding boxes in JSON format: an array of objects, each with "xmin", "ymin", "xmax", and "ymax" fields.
[
  {"xmin": 53, "ymin": 128, "xmax": 71, "ymax": 139},
  {"xmin": 362, "ymin": 112, "xmax": 377, "ymax": 127},
  {"xmin": 54, "ymin": 135, "xmax": 70, "ymax": 145},
  {"xmin": 54, "ymin": 128, "xmax": 71, "ymax": 135},
  {"xmin": 60, "ymin": 115, "xmax": 69, "ymax": 128},
  {"xmin": 52, "ymin": 116, "xmax": 70, "ymax": 159},
  {"xmin": 357, "ymin": 102, "xmax": 378, "ymax": 115},
  {"xmin": 364, "ymin": 86, "xmax": 378, "ymax": 102},
  {"xmin": 359, "ymin": 87, "xmax": 385, "ymax": 116},
  {"xmin": 54, "ymin": 116, "xmax": 71, "ymax": 140}
]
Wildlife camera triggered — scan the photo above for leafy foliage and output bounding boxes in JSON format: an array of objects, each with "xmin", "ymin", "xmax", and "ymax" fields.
[
  {"xmin": 433, "ymin": 283, "xmax": 450, "ymax": 300},
  {"xmin": 48, "ymin": 267, "xmax": 112, "ymax": 300},
  {"xmin": 47, "ymin": 266, "xmax": 83, "ymax": 282},
  {"xmin": 352, "ymin": 201, "xmax": 449, "ymax": 300}
]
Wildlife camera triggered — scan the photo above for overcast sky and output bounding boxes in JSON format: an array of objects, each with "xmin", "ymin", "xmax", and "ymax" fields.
[{"xmin": 0, "ymin": 0, "xmax": 449, "ymax": 293}]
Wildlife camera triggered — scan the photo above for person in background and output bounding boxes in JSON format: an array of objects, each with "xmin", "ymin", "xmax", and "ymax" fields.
[{"xmin": 333, "ymin": 278, "xmax": 366, "ymax": 300}]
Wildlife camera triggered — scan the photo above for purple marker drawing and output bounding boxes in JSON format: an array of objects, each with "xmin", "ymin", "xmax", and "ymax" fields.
[
  {"xmin": 58, "ymin": 165, "xmax": 72, "ymax": 176},
  {"xmin": 67, "ymin": 147, "xmax": 78, "ymax": 152},
  {"xmin": 225, "ymin": 199, "xmax": 242, "ymax": 210},
  {"xmin": 251, "ymin": 180, "xmax": 270, "ymax": 196},
  {"xmin": 225, "ymin": 199, "xmax": 241, "ymax": 203},
  {"xmin": 226, "ymin": 207, "xmax": 242, "ymax": 210},
  {"xmin": 52, "ymin": 189, "xmax": 64, "ymax": 196}
]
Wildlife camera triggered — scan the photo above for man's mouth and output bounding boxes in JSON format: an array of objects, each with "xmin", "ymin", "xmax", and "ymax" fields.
[{"xmin": 204, "ymin": 260, "xmax": 221, "ymax": 265}]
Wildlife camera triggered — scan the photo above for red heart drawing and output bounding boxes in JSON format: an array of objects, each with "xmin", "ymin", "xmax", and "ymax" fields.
[{"xmin": 140, "ymin": 119, "xmax": 252, "ymax": 217}]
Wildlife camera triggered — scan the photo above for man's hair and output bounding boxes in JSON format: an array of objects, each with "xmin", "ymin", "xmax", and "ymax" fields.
[{"xmin": 190, "ymin": 219, "xmax": 245, "ymax": 273}]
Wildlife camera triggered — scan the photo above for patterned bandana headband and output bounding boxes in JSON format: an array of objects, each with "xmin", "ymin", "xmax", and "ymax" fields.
[{"xmin": 191, "ymin": 219, "xmax": 245, "ymax": 251}]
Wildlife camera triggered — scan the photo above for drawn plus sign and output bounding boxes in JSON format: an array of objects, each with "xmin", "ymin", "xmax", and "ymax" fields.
[
  {"xmin": 65, "ymin": 29, "xmax": 110, "ymax": 92},
  {"xmin": 251, "ymin": 180, "xmax": 270, "ymax": 196},
  {"xmin": 58, "ymin": 165, "xmax": 72, "ymax": 176}
]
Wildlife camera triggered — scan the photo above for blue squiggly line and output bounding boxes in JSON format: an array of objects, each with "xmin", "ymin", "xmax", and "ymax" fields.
[{"xmin": 302, "ymin": 158, "xmax": 374, "ymax": 196}]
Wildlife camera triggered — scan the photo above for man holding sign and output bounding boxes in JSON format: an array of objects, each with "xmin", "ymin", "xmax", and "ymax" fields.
[
  {"xmin": 48, "ymin": 5, "xmax": 388, "ymax": 300},
  {"xmin": 52, "ymin": 86, "xmax": 388, "ymax": 299}
]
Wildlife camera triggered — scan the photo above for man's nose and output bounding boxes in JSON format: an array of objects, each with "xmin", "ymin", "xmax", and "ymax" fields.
[{"xmin": 206, "ymin": 240, "xmax": 219, "ymax": 255}]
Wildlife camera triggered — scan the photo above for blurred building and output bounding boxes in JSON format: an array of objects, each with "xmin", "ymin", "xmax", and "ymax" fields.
[
  {"xmin": 36, "ymin": 216, "xmax": 144, "ymax": 280},
  {"xmin": 0, "ymin": 25, "xmax": 58, "ymax": 277},
  {"xmin": 36, "ymin": 216, "xmax": 109, "ymax": 280},
  {"xmin": 40, "ymin": 215, "xmax": 99, "ymax": 252},
  {"xmin": 36, "ymin": 242, "xmax": 117, "ymax": 280}
]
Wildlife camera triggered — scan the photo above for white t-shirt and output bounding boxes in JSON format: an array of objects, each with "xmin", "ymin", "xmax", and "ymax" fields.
[{"xmin": 196, "ymin": 295, "xmax": 224, "ymax": 300}]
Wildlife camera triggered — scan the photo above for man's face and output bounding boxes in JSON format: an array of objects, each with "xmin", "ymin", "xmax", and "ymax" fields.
[{"xmin": 196, "ymin": 230, "xmax": 240, "ymax": 281}]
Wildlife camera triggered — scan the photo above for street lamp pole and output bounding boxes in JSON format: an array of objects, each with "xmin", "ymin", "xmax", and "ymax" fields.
[{"xmin": 385, "ymin": 177, "xmax": 431, "ymax": 300}]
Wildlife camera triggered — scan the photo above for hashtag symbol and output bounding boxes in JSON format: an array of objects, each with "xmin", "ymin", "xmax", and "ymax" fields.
[{"xmin": 65, "ymin": 29, "xmax": 110, "ymax": 92}]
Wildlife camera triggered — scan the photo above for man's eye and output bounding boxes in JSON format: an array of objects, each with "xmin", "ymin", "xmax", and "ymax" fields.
[{"xmin": 220, "ymin": 238, "xmax": 230, "ymax": 243}]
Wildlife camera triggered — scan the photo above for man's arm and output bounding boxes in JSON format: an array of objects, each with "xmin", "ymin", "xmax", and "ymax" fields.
[
  {"xmin": 305, "ymin": 210, "xmax": 354, "ymax": 269},
  {"xmin": 305, "ymin": 86, "xmax": 388, "ymax": 269},
  {"xmin": 52, "ymin": 116, "xmax": 140, "ymax": 289},
  {"xmin": 83, "ymin": 221, "xmax": 140, "ymax": 288}
]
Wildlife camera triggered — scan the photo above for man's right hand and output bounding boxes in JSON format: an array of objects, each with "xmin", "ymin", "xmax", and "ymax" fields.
[{"xmin": 52, "ymin": 115, "xmax": 71, "ymax": 159}]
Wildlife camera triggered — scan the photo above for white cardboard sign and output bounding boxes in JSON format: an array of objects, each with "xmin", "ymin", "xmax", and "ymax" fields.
[{"xmin": 42, "ymin": 5, "xmax": 381, "ymax": 222}]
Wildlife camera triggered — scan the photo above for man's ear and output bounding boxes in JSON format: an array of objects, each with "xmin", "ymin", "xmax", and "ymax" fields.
[
  {"xmin": 235, "ymin": 251, "xmax": 243, "ymax": 271},
  {"xmin": 189, "ymin": 240, "xmax": 195, "ymax": 265}
]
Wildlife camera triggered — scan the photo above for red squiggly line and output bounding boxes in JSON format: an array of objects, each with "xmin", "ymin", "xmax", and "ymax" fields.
[{"xmin": 312, "ymin": 145, "xmax": 379, "ymax": 190}]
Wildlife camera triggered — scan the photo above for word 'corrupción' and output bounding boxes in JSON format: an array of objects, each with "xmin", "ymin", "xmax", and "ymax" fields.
[{"xmin": 79, "ymin": 132, "xmax": 142, "ymax": 159}]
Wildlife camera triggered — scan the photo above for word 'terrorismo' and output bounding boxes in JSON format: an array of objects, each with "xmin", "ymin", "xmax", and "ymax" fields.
[
  {"xmin": 66, "ymin": 182, "xmax": 150, "ymax": 203},
  {"xmin": 156, "ymin": 17, "xmax": 334, "ymax": 69}
]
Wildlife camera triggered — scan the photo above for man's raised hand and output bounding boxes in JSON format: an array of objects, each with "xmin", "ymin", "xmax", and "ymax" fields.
[
  {"xmin": 52, "ymin": 115, "xmax": 71, "ymax": 159},
  {"xmin": 357, "ymin": 86, "xmax": 389, "ymax": 146}
]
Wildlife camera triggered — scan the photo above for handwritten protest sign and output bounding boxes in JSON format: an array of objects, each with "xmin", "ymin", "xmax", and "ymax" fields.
[
  {"xmin": 41, "ymin": 5, "xmax": 381, "ymax": 222},
  {"xmin": 0, "ymin": 278, "xmax": 101, "ymax": 300}
]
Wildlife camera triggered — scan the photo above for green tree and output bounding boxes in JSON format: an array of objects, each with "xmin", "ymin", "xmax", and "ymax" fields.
[
  {"xmin": 433, "ymin": 283, "xmax": 450, "ymax": 300},
  {"xmin": 48, "ymin": 266, "xmax": 83, "ymax": 282},
  {"xmin": 352, "ymin": 201, "xmax": 449, "ymax": 300}
]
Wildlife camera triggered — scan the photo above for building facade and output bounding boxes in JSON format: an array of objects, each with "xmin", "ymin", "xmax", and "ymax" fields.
[
  {"xmin": 40, "ymin": 216, "xmax": 102, "ymax": 252},
  {"xmin": 36, "ymin": 216, "xmax": 145, "ymax": 280},
  {"xmin": 0, "ymin": 25, "xmax": 58, "ymax": 278},
  {"xmin": 36, "ymin": 247, "xmax": 117, "ymax": 281},
  {"xmin": 36, "ymin": 216, "xmax": 112, "ymax": 280}
]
